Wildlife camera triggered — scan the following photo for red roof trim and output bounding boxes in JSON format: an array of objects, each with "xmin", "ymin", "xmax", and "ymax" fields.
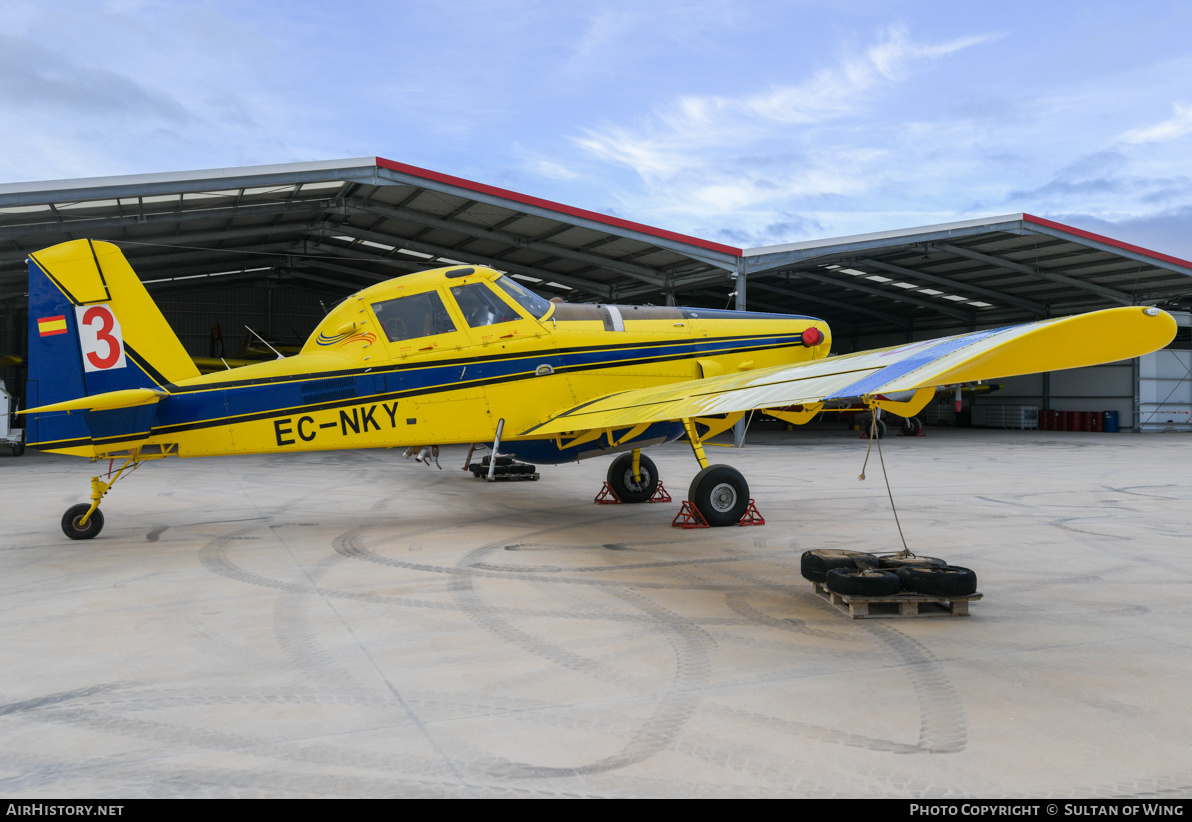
[
  {"xmin": 1023, "ymin": 213, "xmax": 1192, "ymax": 271},
  {"xmin": 374, "ymin": 157, "xmax": 742, "ymax": 258}
]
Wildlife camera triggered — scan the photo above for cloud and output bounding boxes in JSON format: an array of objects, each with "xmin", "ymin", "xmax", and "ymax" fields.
[
  {"xmin": 520, "ymin": 153, "xmax": 581, "ymax": 181},
  {"xmin": 742, "ymin": 25, "xmax": 990, "ymax": 125},
  {"xmin": 1050, "ymin": 206, "xmax": 1192, "ymax": 264},
  {"xmin": 0, "ymin": 33, "xmax": 190, "ymax": 121},
  {"xmin": 561, "ymin": 2, "xmax": 744, "ymax": 80},
  {"xmin": 574, "ymin": 24, "xmax": 993, "ymax": 186},
  {"xmin": 1006, "ymin": 148, "xmax": 1192, "ymax": 214},
  {"xmin": 712, "ymin": 214, "xmax": 826, "ymax": 248},
  {"xmin": 1119, "ymin": 102, "xmax": 1192, "ymax": 144},
  {"xmin": 563, "ymin": 23, "xmax": 999, "ymax": 248}
]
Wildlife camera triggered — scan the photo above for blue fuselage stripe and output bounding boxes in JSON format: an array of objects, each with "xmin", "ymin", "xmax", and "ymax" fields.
[{"xmin": 148, "ymin": 332, "xmax": 806, "ymax": 435}]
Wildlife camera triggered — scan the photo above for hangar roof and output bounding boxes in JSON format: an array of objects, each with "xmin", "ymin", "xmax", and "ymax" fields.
[
  {"xmin": 0, "ymin": 157, "xmax": 739, "ymax": 309},
  {"xmin": 740, "ymin": 214, "xmax": 1192, "ymax": 334},
  {"xmin": 2, "ymin": 158, "xmax": 1190, "ymax": 337}
]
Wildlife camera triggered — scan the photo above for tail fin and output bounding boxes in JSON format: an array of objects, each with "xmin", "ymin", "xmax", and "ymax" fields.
[{"xmin": 25, "ymin": 240, "xmax": 198, "ymax": 453}]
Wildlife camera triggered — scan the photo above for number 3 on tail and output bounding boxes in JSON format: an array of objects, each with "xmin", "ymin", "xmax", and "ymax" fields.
[{"xmin": 75, "ymin": 304, "xmax": 127, "ymax": 372}]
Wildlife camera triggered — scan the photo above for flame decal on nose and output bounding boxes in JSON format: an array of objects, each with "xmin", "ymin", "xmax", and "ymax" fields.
[{"xmin": 337, "ymin": 332, "xmax": 376, "ymax": 348}]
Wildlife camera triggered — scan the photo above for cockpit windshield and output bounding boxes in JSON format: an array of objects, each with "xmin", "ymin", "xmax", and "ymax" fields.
[
  {"xmin": 493, "ymin": 276, "xmax": 553, "ymax": 320},
  {"xmin": 450, "ymin": 282, "xmax": 523, "ymax": 328}
]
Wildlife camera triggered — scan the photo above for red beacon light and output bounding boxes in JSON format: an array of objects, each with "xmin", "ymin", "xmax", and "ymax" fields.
[{"xmin": 801, "ymin": 327, "xmax": 825, "ymax": 347}]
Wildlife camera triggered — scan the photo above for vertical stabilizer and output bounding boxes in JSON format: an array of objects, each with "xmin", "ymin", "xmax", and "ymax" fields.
[{"xmin": 25, "ymin": 240, "xmax": 198, "ymax": 450}]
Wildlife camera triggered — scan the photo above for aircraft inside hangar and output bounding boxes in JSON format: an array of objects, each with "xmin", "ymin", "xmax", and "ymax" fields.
[
  {"xmin": 1, "ymin": 157, "xmax": 1189, "ymax": 440},
  {"xmin": 2, "ymin": 158, "xmax": 1192, "ymax": 798}
]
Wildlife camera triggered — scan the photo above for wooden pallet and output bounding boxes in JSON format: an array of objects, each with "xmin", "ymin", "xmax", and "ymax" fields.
[{"xmin": 812, "ymin": 581, "xmax": 982, "ymax": 619}]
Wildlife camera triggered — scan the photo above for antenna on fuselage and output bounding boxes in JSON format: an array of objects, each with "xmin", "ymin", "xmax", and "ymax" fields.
[{"xmin": 245, "ymin": 326, "xmax": 285, "ymax": 360}]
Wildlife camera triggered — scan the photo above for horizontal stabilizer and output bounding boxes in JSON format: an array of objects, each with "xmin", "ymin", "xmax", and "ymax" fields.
[
  {"xmin": 20, "ymin": 387, "xmax": 168, "ymax": 415},
  {"xmin": 523, "ymin": 307, "xmax": 1177, "ymax": 435}
]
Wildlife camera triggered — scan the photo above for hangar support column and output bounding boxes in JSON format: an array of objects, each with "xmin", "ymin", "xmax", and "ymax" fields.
[
  {"xmin": 733, "ymin": 258, "xmax": 748, "ymax": 447},
  {"xmin": 734, "ymin": 259, "xmax": 746, "ymax": 311}
]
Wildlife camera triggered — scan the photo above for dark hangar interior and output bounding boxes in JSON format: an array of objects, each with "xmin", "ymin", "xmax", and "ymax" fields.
[{"xmin": 1, "ymin": 157, "xmax": 1189, "ymax": 430}]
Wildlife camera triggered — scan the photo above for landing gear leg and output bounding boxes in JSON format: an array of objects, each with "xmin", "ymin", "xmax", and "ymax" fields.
[
  {"xmin": 680, "ymin": 417, "xmax": 751, "ymax": 526},
  {"xmin": 487, "ymin": 419, "xmax": 504, "ymax": 482}
]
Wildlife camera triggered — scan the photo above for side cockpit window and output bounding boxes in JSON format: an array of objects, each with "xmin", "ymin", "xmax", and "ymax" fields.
[
  {"xmin": 371, "ymin": 291, "xmax": 457, "ymax": 343},
  {"xmin": 450, "ymin": 282, "xmax": 522, "ymax": 327}
]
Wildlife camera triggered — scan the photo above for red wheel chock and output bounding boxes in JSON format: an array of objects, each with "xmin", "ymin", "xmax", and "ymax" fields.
[
  {"xmin": 671, "ymin": 498, "xmax": 764, "ymax": 528},
  {"xmin": 649, "ymin": 481, "xmax": 673, "ymax": 503},
  {"xmin": 737, "ymin": 499, "xmax": 765, "ymax": 526},
  {"xmin": 672, "ymin": 501, "xmax": 709, "ymax": 528},
  {"xmin": 596, "ymin": 481, "xmax": 673, "ymax": 505},
  {"xmin": 594, "ymin": 482, "xmax": 622, "ymax": 504}
]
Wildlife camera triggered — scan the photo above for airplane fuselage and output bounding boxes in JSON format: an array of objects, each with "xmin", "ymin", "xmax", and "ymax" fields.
[{"xmin": 40, "ymin": 265, "xmax": 831, "ymax": 460}]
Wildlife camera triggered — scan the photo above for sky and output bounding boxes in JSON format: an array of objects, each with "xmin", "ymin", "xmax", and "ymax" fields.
[{"xmin": 2, "ymin": 0, "xmax": 1192, "ymax": 257}]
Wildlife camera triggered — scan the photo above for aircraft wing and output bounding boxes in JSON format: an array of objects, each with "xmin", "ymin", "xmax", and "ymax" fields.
[{"xmin": 522, "ymin": 306, "xmax": 1176, "ymax": 436}]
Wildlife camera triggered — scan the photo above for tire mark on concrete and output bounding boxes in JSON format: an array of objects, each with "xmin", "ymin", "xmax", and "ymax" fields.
[
  {"xmin": 863, "ymin": 622, "xmax": 967, "ymax": 754},
  {"xmin": 707, "ymin": 697, "xmax": 927, "ymax": 757},
  {"xmin": 19, "ymin": 702, "xmax": 465, "ymax": 788},
  {"xmin": 0, "ymin": 683, "xmax": 126, "ymax": 716},
  {"xmin": 201, "ymin": 529, "xmax": 689, "ymax": 628},
  {"xmin": 69, "ymin": 686, "xmax": 396, "ymax": 711},
  {"xmin": 334, "ymin": 526, "xmax": 737, "ymax": 591},
  {"xmin": 0, "ymin": 754, "xmax": 479, "ymax": 798},
  {"xmin": 198, "ymin": 528, "xmax": 456, "ymax": 611},
  {"xmin": 270, "ymin": 547, "xmax": 401, "ymax": 699},
  {"xmin": 451, "ymin": 538, "xmax": 715, "ymax": 777},
  {"xmin": 1102, "ymin": 485, "xmax": 1182, "ymax": 501},
  {"xmin": 1061, "ymin": 771, "xmax": 1192, "ymax": 799},
  {"xmin": 1049, "ymin": 516, "xmax": 1141, "ymax": 539},
  {"xmin": 724, "ymin": 590, "xmax": 852, "ymax": 640}
]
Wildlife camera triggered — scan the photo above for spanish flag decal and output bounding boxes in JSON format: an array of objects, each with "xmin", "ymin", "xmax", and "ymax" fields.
[{"xmin": 37, "ymin": 315, "xmax": 68, "ymax": 337}]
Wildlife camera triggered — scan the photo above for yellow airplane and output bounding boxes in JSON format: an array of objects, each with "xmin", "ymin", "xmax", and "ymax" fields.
[{"xmin": 21, "ymin": 239, "xmax": 1177, "ymax": 539}]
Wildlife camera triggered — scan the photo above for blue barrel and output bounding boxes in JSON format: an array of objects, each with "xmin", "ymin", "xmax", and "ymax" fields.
[{"xmin": 1103, "ymin": 410, "xmax": 1119, "ymax": 433}]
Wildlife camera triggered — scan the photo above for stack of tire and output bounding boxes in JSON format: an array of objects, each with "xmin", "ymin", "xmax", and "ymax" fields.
[{"xmin": 800, "ymin": 549, "xmax": 978, "ymax": 598}]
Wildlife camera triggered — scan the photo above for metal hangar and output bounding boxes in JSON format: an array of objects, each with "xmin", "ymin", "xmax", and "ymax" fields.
[{"xmin": 1, "ymin": 157, "xmax": 1189, "ymax": 431}]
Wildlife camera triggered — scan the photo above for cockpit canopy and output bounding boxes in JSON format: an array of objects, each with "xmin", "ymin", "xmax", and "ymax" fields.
[{"xmin": 365, "ymin": 272, "xmax": 551, "ymax": 347}]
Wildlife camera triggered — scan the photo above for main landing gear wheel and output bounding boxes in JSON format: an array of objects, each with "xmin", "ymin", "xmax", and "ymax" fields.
[
  {"xmin": 607, "ymin": 453, "xmax": 659, "ymax": 503},
  {"xmin": 900, "ymin": 416, "xmax": 922, "ymax": 437},
  {"xmin": 688, "ymin": 464, "xmax": 749, "ymax": 527},
  {"xmin": 861, "ymin": 418, "xmax": 887, "ymax": 439},
  {"xmin": 61, "ymin": 504, "xmax": 104, "ymax": 540}
]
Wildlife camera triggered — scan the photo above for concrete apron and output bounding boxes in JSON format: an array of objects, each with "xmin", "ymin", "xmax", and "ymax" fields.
[{"xmin": 0, "ymin": 428, "xmax": 1188, "ymax": 798}]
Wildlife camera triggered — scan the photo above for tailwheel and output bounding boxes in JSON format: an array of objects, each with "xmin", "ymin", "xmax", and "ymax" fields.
[
  {"xmin": 58, "ymin": 452, "xmax": 153, "ymax": 541},
  {"xmin": 62, "ymin": 504, "xmax": 104, "ymax": 540},
  {"xmin": 688, "ymin": 464, "xmax": 750, "ymax": 527},
  {"xmin": 606, "ymin": 452, "xmax": 659, "ymax": 503}
]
